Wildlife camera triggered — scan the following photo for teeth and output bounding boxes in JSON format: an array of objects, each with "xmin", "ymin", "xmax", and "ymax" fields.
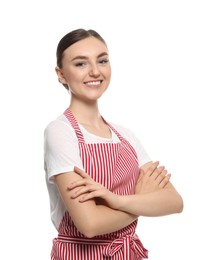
[{"xmin": 86, "ymin": 81, "xmax": 100, "ymax": 86}]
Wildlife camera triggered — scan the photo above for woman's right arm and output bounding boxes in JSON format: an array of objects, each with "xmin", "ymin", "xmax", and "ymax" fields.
[{"xmin": 55, "ymin": 171, "xmax": 137, "ymax": 238}]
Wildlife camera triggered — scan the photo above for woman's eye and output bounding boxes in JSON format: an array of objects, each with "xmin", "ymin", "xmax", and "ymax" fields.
[
  {"xmin": 99, "ymin": 59, "xmax": 109, "ymax": 64},
  {"xmin": 75, "ymin": 62, "xmax": 86, "ymax": 67}
]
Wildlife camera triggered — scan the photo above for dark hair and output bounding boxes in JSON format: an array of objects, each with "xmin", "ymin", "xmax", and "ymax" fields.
[{"xmin": 56, "ymin": 29, "xmax": 107, "ymax": 90}]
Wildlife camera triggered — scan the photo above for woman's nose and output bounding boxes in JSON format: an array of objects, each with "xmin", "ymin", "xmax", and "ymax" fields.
[{"xmin": 89, "ymin": 64, "xmax": 100, "ymax": 77}]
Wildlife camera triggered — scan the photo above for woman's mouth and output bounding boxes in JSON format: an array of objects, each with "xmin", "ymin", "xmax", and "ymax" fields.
[{"xmin": 84, "ymin": 80, "xmax": 102, "ymax": 87}]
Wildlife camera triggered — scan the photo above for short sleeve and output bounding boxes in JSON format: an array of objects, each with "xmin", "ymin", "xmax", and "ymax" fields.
[
  {"xmin": 130, "ymin": 133, "xmax": 151, "ymax": 167},
  {"xmin": 44, "ymin": 118, "xmax": 83, "ymax": 183}
]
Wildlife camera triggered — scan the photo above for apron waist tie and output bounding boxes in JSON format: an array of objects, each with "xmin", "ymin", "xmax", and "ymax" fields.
[{"xmin": 57, "ymin": 234, "xmax": 148, "ymax": 259}]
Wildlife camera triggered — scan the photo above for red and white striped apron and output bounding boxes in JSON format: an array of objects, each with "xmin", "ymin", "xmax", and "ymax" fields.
[{"xmin": 51, "ymin": 108, "xmax": 148, "ymax": 260}]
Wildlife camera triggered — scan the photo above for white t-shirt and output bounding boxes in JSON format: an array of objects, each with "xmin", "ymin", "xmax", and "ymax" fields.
[{"xmin": 44, "ymin": 114, "xmax": 151, "ymax": 230}]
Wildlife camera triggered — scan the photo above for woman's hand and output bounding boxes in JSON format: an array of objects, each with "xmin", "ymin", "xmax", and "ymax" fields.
[
  {"xmin": 68, "ymin": 167, "xmax": 120, "ymax": 209},
  {"xmin": 135, "ymin": 161, "xmax": 171, "ymax": 194}
]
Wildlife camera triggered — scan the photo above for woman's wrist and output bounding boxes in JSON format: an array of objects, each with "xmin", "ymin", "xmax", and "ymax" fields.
[
  {"xmin": 114, "ymin": 194, "xmax": 131, "ymax": 211},
  {"xmin": 116, "ymin": 194, "xmax": 139, "ymax": 214}
]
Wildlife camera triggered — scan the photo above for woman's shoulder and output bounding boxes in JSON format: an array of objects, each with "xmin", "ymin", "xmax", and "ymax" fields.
[{"xmin": 44, "ymin": 114, "xmax": 74, "ymax": 138}]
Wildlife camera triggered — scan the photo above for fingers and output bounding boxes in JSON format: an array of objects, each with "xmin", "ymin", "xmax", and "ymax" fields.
[
  {"xmin": 69, "ymin": 180, "xmax": 104, "ymax": 202},
  {"xmin": 69, "ymin": 167, "xmax": 93, "ymax": 190},
  {"xmin": 152, "ymin": 166, "xmax": 166, "ymax": 180},
  {"xmin": 79, "ymin": 190, "xmax": 102, "ymax": 202},
  {"xmin": 146, "ymin": 161, "xmax": 160, "ymax": 176},
  {"xmin": 68, "ymin": 179, "xmax": 87, "ymax": 189},
  {"xmin": 158, "ymin": 174, "xmax": 171, "ymax": 188},
  {"xmin": 71, "ymin": 184, "xmax": 97, "ymax": 199},
  {"xmin": 139, "ymin": 161, "xmax": 171, "ymax": 191},
  {"xmin": 68, "ymin": 169, "xmax": 103, "ymax": 200},
  {"xmin": 142, "ymin": 161, "xmax": 165, "ymax": 181},
  {"xmin": 71, "ymin": 186, "xmax": 88, "ymax": 198},
  {"xmin": 155, "ymin": 168, "xmax": 167, "ymax": 182},
  {"xmin": 74, "ymin": 166, "xmax": 89, "ymax": 178},
  {"xmin": 146, "ymin": 162, "xmax": 169, "ymax": 181}
]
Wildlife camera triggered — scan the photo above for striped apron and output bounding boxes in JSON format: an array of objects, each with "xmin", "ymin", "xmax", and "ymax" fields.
[{"xmin": 51, "ymin": 108, "xmax": 148, "ymax": 260}]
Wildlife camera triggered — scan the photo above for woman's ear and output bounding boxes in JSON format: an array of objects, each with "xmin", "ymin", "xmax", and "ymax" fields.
[{"xmin": 55, "ymin": 66, "xmax": 67, "ymax": 85}]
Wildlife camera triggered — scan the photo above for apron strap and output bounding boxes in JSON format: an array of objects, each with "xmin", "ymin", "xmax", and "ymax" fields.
[
  {"xmin": 64, "ymin": 108, "xmax": 85, "ymax": 143},
  {"xmin": 102, "ymin": 117, "xmax": 125, "ymax": 142}
]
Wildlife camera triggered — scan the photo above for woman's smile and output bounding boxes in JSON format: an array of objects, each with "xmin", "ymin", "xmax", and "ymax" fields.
[{"xmin": 84, "ymin": 80, "xmax": 102, "ymax": 88}]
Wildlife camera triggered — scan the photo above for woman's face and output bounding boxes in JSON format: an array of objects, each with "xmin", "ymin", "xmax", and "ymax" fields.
[{"xmin": 56, "ymin": 36, "xmax": 111, "ymax": 102}]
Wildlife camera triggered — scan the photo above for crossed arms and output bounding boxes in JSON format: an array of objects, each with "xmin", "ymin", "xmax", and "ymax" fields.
[{"xmin": 55, "ymin": 161, "xmax": 183, "ymax": 238}]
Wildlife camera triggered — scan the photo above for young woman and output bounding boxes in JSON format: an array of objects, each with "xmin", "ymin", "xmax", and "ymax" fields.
[{"xmin": 44, "ymin": 28, "xmax": 183, "ymax": 260}]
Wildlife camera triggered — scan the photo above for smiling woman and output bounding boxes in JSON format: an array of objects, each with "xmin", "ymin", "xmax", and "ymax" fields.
[
  {"xmin": 56, "ymin": 35, "xmax": 111, "ymax": 103},
  {"xmin": 44, "ymin": 28, "xmax": 183, "ymax": 260},
  {"xmin": 55, "ymin": 29, "xmax": 110, "ymax": 93}
]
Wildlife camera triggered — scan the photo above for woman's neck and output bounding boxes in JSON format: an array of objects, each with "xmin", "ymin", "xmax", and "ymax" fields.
[
  {"xmin": 69, "ymin": 100, "xmax": 111, "ymax": 138},
  {"xmin": 69, "ymin": 100, "xmax": 101, "ymax": 127}
]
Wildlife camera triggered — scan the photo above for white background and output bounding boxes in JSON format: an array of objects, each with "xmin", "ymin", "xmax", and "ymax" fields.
[{"xmin": 0, "ymin": 0, "xmax": 203, "ymax": 259}]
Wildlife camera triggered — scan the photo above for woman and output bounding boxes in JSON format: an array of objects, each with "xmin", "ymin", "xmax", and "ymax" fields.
[{"xmin": 44, "ymin": 28, "xmax": 183, "ymax": 259}]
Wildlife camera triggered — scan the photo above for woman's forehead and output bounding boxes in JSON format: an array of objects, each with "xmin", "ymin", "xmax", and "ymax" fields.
[{"xmin": 63, "ymin": 37, "xmax": 108, "ymax": 60}]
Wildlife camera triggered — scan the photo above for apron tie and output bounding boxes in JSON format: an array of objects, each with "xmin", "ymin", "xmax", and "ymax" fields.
[{"xmin": 103, "ymin": 234, "xmax": 148, "ymax": 259}]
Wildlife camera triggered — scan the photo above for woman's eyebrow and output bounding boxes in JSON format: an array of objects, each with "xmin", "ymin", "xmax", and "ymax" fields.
[
  {"xmin": 71, "ymin": 52, "xmax": 108, "ymax": 62},
  {"xmin": 71, "ymin": 56, "xmax": 87, "ymax": 61},
  {"xmin": 98, "ymin": 52, "xmax": 109, "ymax": 58}
]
